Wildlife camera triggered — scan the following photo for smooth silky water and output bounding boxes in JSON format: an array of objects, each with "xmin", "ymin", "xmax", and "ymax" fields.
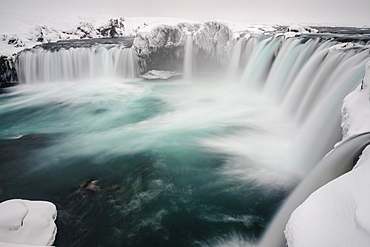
[{"xmin": 0, "ymin": 76, "xmax": 296, "ymax": 246}]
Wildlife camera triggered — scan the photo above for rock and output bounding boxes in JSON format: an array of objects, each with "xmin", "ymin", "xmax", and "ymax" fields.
[
  {"xmin": 194, "ymin": 21, "xmax": 233, "ymax": 65},
  {"xmin": 78, "ymin": 179, "xmax": 101, "ymax": 197},
  {"xmin": 0, "ymin": 55, "xmax": 17, "ymax": 85}
]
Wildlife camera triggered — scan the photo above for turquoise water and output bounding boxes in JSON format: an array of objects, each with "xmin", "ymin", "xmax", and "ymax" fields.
[{"xmin": 0, "ymin": 78, "xmax": 296, "ymax": 246}]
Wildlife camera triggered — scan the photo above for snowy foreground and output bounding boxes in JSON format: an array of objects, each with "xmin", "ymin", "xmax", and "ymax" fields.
[
  {"xmin": 0, "ymin": 199, "xmax": 57, "ymax": 247},
  {"xmin": 285, "ymin": 61, "xmax": 370, "ymax": 246}
]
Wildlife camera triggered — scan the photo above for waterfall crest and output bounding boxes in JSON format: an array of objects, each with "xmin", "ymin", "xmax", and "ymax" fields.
[
  {"xmin": 17, "ymin": 45, "xmax": 139, "ymax": 83},
  {"xmin": 234, "ymin": 35, "xmax": 370, "ymax": 172}
]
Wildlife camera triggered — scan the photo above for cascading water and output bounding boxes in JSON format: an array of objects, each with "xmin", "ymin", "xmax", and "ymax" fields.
[
  {"xmin": 259, "ymin": 132, "xmax": 370, "ymax": 247},
  {"xmin": 17, "ymin": 45, "xmax": 139, "ymax": 83},
  {"xmin": 1, "ymin": 26, "xmax": 370, "ymax": 247},
  {"xmin": 239, "ymin": 35, "xmax": 370, "ymax": 173},
  {"xmin": 241, "ymin": 36, "xmax": 282, "ymax": 89},
  {"xmin": 183, "ymin": 34, "xmax": 194, "ymax": 80}
]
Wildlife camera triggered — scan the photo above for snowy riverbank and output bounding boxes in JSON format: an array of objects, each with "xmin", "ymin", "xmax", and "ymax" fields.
[{"xmin": 284, "ymin": 61, "xmax": 370, "ymax": 246}]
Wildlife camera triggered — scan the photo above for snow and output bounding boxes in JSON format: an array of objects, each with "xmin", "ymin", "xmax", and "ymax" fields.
[
  {"xmin": 0, "ymin": 199, "xmax": 57, "ymax": 247},
  {"xmin": 141, "ymin": 70, "xmax": 180, "ymax": 80},
  {"xmin": 284, "ymin": 61, "xmax": 370, "ymax": 246},
  {"xmin": 0, "ymin": 12, "xmax": 199, "ymax": 56},
  {"xmin": 341, "ymin": 60, "xmax": 370, "ymax": 140},
  {"xmin": 285, "ymin": 145, "xmax": 370, "ymax": 246}
]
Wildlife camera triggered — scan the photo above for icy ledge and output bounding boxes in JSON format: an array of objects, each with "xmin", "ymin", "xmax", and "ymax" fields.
[
  {"xmin": 284, "ymin": 61, "xmax": 370, "ymax": 246},
  {"xmin": 0, "ymin": 199, "xmax": 57, "ymax": 247}
]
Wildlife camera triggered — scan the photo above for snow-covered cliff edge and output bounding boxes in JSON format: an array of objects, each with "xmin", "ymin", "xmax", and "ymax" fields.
[{"xmin": 284, "ymin": 61, "xmax": 370, "ymax": 246}]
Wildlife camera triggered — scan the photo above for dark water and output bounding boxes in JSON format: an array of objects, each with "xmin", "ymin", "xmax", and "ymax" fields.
[{"xmin": 0, "ymin": 79, "xmax": 296, "ymax": 246}]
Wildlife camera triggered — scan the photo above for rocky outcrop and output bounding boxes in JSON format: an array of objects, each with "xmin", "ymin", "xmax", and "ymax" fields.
[
  {"xmin": 133, "ymin": 23, "xmax": 200, "ymax": 73},
  {"xmin": 132, "ymin": 21, "xmax": 236, "ymax": 74},
  {"xmin": 0, "ymin": 56, "xmax": 17, "ymax": 86},
  {"xmin": 194, "ymin": 21, "xmax": 233, "ymax": 65}
]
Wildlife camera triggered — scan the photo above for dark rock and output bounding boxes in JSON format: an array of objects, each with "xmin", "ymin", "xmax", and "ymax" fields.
[
  {"xmin": 0, "ymin": 56, "xmax": 18, "ymax": 85},
  {"xmin": 78, "ymin": 179, "xmax": 101, "ymax": 197}
]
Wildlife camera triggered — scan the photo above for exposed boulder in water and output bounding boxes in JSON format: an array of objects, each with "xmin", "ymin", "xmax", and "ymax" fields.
[{"xmin": 78, "ymin": 179, "xmax": 101, "ymax": 197}]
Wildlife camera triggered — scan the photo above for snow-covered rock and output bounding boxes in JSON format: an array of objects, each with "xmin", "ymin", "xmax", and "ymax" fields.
[
  {"xmin": 285, "ymin": 145, "xmax": 370, "ymax": 246},
  {"xmin": 287, "ymin": 24, "xmax": 317, "ymax": 33},
  {"xmin": 0, "ymin": 14, "xmax": 127, "ymax": 56},
  {"xmin": 194, "ymin": 21, "xmax": 233, "ymax": 65},
  {"xmin": 141, "ymin": 70, "xmax": 181, "ymax": 80},
  {"xmin": 0, "ymin": 199, "xmax": 57, "ymax": 247},
  {"xmin": 133, "ymin": 23, "xmax": 200, "ymax": 73},
  {"xmin": 341, "ymin": 60, "xmax": 370, "ymax": 140}
]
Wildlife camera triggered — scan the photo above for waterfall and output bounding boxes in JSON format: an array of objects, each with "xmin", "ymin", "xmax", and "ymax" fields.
[
  {"xmin": 235, "ymin": 35, "xmax": 370, "ymax": 173},
  {"xmin": 228, "ymin": 34, "xmax": 370, "ymax": 246},
  {"xmin": 183, "ymin": 34, "xmax": 194, "ymax": 80},
  {"xmin": 17, "ymin": 45, "xmax": 139, "ymax": 83},
  {"xmin": 263, "ymin": 38, "xmax": 319, "ymax": 101},
  {"xmin": 227, "ymin": 36, "xmax": 258, "ymax": 80},
  {"xmin": 241, "ymin": 36, "xmax": 282, "ymax": 89},
  {"xmin": 258, "ymin": 132, "xmax": 370, "ymax": 247},
  {"xmin": 7, "ymin": 25, "xmax": 370, "ymax": 247}
]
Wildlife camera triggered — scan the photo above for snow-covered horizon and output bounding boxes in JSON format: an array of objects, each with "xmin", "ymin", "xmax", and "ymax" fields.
[{"xmin": 1, "ymin": 11, "xmax": 368, "ymax": 57}]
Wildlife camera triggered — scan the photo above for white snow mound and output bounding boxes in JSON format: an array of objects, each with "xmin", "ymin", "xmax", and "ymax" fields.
[
  {"xmin": 0, "ymin": 199, "xmax": 57, "ymax": 247},
  {"xmin": 285, "ymin": 145, "xmax": 370, "ymax": 246}
]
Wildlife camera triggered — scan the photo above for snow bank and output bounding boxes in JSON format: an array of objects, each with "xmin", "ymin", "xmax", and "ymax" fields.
[
  {"xmin": 284, "ymin": 62, "xmax": 370, "ymax": 246},
  {"xmin": 0, "ymin": 199, "xmax": 57, "ymax": 247},
  {"xmin": 341, "ymin": 60, "xmax": 370, "ymax": 140},
  {"xmin": 285, "ymin": 145, "xmax": 370, "ymax": 246},
  {"xmin": 141, "ymin": 70, "xmax": 180, "ymax": 80}
]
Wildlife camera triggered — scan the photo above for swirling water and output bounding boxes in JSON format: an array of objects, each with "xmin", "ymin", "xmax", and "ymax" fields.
[{"xmin": 0, "ymin": 77, "xmax": 296, "ymax": 246}]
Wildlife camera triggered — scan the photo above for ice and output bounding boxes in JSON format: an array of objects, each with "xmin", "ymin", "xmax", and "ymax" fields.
[{"xmin": 0, "ymin": 199, "xmax": 57, "ymax": 246}]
